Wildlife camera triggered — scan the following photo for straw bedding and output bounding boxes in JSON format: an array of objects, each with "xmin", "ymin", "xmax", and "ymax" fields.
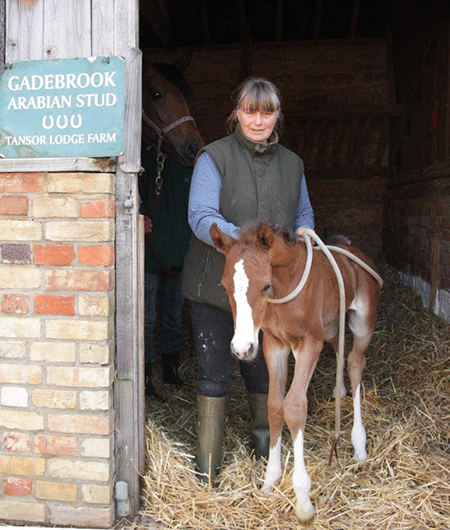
[{"xmin": 136, "ymin": 263, "xmax": 450, "ymax": 529}]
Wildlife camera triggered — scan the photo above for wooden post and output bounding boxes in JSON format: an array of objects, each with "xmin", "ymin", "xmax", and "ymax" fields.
[
  {"xmin": 276, "ymin": 0, "xmax": 283, "ymax": 41},
  {"xmin": 200, "ymin": 0, "xmax": 210, "ymax": 45},
  {"xmin": 114, "ymin": 47, "xmax": 144, "ymax": 518},
  {"xmin": 430, "ymin": 234, "xmax": 441, "ymax": 314},
  {"xmin": 350, "ymin": 0, "xmax": 360, "ymax": 38},
  {"xmin": 314, "ymin": 0, "xmax": 323, "ymax": 40}
]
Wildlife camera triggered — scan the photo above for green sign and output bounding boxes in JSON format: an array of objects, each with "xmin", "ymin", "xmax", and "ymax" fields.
[{"xmin": 0, "ymin": 56, "xmax": 125, "ymax": 159}]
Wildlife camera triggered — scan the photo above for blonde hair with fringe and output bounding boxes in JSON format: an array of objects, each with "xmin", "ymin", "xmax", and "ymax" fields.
[{"xmin": 226, "ymin": 77, "xmax": 283, "ymax": 135}]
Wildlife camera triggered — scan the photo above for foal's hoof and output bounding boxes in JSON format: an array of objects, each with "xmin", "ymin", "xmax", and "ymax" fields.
[{"xmin": 295, "ymin": 500, "xmax": 315, "ymax": 524}]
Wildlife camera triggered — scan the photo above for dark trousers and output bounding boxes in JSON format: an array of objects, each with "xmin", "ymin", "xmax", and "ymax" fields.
[
  {"xmin": 144, "ymin": 272, "xmax": 184, "ymax": 363},
  {"xmin": 189, "ymin": 301, "xmax": 269, "ymax": 397}
]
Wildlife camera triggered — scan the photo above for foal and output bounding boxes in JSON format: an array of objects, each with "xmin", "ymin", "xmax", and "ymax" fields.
[{"xmin": 210, "ymin": 221, "xmax": 381, "ymax": 523}]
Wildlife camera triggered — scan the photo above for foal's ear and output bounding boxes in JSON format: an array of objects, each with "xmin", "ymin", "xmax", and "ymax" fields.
[
  {"xmin": 210, "ymin": 223, "xmax": 236, "ymax": 253},
  {"xmin": 256, "ymin": 222, "xmax": 274, "ymax": 250}
]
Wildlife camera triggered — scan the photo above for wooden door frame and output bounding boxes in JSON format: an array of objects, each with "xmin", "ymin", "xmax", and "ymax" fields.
[{"xmin": 114, "ymin": 47, "xmax": 145, "ymax": 519}]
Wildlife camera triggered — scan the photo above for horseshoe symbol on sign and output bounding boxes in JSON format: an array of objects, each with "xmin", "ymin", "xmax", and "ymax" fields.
[
  {"xmin": 56, "ymin": 115, "xmax": 69, "ymax": 129},
  {"xmin": 42, "ymin": 115, "xmax": 54, "ymax": 129},
  {"xmin": 70, "ymin": 114, "xmax": 82, "ymax": 129}
]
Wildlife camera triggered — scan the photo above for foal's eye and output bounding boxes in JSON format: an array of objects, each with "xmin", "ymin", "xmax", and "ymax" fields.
[
  {"xmin": 150, "ymin": 91, "xmax": 163, "ymax": 100},
  {"xmin": 261, "ymin": 283, "xmax": 272, "ymax": 293}
]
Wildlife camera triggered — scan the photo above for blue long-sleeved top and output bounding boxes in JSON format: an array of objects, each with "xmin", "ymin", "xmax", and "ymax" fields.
[{"xmin": 188, "ymin": 151, "xmax": 314, "ymax": 247}]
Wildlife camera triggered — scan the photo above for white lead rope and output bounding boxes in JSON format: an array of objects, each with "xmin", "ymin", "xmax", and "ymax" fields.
[{"xmin": 268, "ymin": 229, "xmax": 383, "ymax": 461}]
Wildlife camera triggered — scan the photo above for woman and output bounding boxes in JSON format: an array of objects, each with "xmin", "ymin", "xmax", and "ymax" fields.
[{"xmin": 182, "ymin": 77, "xmax": 315, "ymax": 483}]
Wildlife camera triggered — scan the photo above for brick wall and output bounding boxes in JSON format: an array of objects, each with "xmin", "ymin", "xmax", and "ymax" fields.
[
  {"xmin": 384, "ymin": 177, "xmax": 450, "ymax": 322},
  {"xmin": 0, "ymin": 171, "xmax": 115, "ymax": 527}
]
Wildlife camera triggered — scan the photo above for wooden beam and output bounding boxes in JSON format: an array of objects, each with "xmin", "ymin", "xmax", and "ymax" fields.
[
  {"xmin": 200, "ymin": 0, "xmax": 210, "ymax": 45},
  {"xmin": 115, "ymin": 47, "xmax": 144, "ymax": 519},
  {"xmin": 239, "ymin": 0, "xmax": 252, "ymax": 78},
  {"xmin": 276, "ymin": 0, "xmax": 283, "ymax": 41},
  {"xmin": 430, "ymin": 235, "xmax": 441, "ymax": 314},
  {"xmin": 314, "ymin": 0, "xmax": 323, "ymax": 39},
  {"xmin": 0, "ymin": 0, "xmax": 5, "ymax": 65},
  {"xmin": 350, "ymin": 0, "xmax": 360, "ymax": 38},
  {"xmin": 239, "ymin": 0, "xmax": 247, "ymax": 44}
]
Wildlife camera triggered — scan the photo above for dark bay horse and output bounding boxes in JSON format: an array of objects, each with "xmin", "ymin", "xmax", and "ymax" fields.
[
  {"xmin": 140, "ymin": 53, "xmax": 203, "ymax": 399},
  {"xmin": 210, "ymin": 221, "xmax": 382, "ymax": 523},
  {"xmin": 142, "ymin": 52, "xmax": 203, "ymax": 165}
]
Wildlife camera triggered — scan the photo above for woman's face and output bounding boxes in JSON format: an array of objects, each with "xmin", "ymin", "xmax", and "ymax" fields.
[{"xmin": 237, "ymin": 108, "xmax": 279, "ymax": 142}]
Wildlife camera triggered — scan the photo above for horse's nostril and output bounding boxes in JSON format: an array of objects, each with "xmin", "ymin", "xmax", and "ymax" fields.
[{"xmin": 185, "ymin": 142, "xmax": 200, "ymax": 161}]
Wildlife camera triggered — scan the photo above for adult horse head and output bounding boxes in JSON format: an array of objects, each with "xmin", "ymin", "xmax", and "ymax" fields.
[{"xmin": 142, "ymin": 51, "xmax": 203, "ymax": 166}]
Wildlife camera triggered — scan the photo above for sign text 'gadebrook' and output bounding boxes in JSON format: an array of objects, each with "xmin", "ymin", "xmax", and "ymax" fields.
[{"xmin": 0, "ymin": 56, "xmax": 125, "ymax": 159}]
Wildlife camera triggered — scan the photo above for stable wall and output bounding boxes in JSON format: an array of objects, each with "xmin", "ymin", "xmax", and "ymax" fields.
[
  {"xmin": 147, "ymin": 39, "xmax": 391, "ymax": 258},
  {"xmin": 0, "ymin": 171, "xmax": 116, "ymax": 526},
  {"xmin": 384, "ymin": 177, "xmax": 450, "ymax": 322},
  {"xmin": 147, "ymin": 38, "xmax": 390, "ymax": 145}
]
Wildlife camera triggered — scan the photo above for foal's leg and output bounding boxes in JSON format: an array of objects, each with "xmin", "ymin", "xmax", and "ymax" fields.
[
  {"xmin": 285, "ymin": 336, "xmax": 322, "ymax": 522},
  {"xmin": 260, "ymin": 336, "xmax": 289, "ymax": 495},
  {"xmin": 347, "ymin": 308, "xmax": 375, "ymax": 462},
  {"xmin": 325, "ymin": 324, "xmax": 347, "ymax": 399}
]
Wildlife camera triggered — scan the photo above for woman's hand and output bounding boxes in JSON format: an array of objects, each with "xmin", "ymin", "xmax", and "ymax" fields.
[
  {"xmin": 295, "ymin": 227, "xmax": 317, "ymax": 244},
  {"xmin": 143, "ymin": 215, "xmax": 153, "ymax": 234}
]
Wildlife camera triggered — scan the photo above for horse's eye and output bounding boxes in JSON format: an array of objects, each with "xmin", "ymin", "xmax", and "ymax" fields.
[
  {"xmin": 262, "ymin": 283, "xmax": 272, "ymax": 293},
  {"xmin": 151, "ymin": 91, "xmax": 162, "ymax": 100}
]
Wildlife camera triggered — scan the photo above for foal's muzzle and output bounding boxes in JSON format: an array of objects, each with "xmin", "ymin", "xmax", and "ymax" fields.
[{"xmin": 230, "ymin": 341, "xmax": 258, "ymax": 362}]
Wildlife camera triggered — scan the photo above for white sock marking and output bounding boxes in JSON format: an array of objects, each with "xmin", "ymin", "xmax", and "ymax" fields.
[
  {"xmin": 292, "ymin": 430, "xmax": 315, "ymax": 521},
  {"xmin": 352, "ymin": 384, "xmax": 368, "ymax": 461},
  {"xmin": 262, "ymin": 435, "xmax": 282, "ymax": 493}
]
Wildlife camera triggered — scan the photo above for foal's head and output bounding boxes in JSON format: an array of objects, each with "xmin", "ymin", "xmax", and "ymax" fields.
[{"xmin": 211, "ymin": 222, "xmax": 280, "ymax": 361}]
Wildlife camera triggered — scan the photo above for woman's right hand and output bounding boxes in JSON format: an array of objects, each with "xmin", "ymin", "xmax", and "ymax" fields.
[{"xmin": 143, "ymin": 215, "xmax": 153, "ymax": 234}]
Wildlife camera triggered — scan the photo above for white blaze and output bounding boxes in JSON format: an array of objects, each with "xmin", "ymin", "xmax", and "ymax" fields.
[{"xmin": 232, "ymin": 259, "xmax": 256, "ymax": 354}]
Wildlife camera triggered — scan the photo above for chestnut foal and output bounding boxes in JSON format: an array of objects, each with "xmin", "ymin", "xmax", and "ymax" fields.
[{"xmin": 210, "ymin": 221, "xmax": 381, "ymax": 523}]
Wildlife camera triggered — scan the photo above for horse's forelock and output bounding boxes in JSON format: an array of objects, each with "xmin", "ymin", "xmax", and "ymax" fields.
[
  {"xmin": 239, "ymin": 223, "xmax": 296, "ymax": 248},
  {"xmin": 151, "ymin": 62, "xmax": 194, "ymax": 102}
]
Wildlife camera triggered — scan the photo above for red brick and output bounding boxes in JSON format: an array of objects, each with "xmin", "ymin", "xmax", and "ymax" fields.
[
  {"xmin": 80, "ymin": 199, "xmax": 115, "ymax": 218},
  {"xmin": 78, "ymin": 245, "xmax": 115, "ymax": 266},
  {"xmin": 34, "ymin": 245, "xmax": 75, "ymax": 266},
  {"xmin": 4, "ymin": 477, "xmax": 32, "ymax": 496},
  {"xmin": 34, "ymin": 294, "xmax": 75, "ymax": 316},
  {"xmin": 0, "ymin": 173, "xmax": 43, "ymax": 193},
  {"xmin": 0, "ymin": 195, "xmax": 28, "ymax": 215},
  {"xmin": 33, "ymin": 434, "xmax": 78, "ymax": 456},
  {"xmin": 1, "ymin": 294, "xmax": 30, "ymax": 314},
  {"xmin": 45, "ymin": 270, "xmax": 113, "ymax": 291},
  {"xmin": 47, "ymin": 413, "xmax": 112, "ymax": 435}
]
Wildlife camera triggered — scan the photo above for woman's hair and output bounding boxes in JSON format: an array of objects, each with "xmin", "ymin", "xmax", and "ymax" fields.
[{"xmin": 226, "ymin": 77, "xmax": 284, "ymax": 135}]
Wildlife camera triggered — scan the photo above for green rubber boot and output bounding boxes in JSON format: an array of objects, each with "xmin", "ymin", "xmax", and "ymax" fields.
[
  {"xmin": 195, "ymin": 395, "xmax": 227, "ymax": 484},
  {"xmin": 248, "ymin": 393, "xmax": 270, "ymax": 460}
]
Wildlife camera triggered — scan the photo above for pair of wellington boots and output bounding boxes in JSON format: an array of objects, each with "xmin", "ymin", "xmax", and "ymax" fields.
[{"xmin": 195, "ymin": 393, "xmax": 270, "ymax": 484}]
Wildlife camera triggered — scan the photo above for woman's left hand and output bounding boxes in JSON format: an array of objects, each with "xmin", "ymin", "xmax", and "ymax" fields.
[{"xmin": 295, "ymin": 227, "xmax": 317, "ymax": 244}]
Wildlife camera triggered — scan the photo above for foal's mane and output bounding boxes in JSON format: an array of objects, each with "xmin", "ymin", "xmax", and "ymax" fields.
[
  {"xmin": 238, "ymin": 222, "xmax": 297, "ymax": 248},
  {"xmin": 151, "ymin": 62, "xmax": 194, "ymax": 103}
]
